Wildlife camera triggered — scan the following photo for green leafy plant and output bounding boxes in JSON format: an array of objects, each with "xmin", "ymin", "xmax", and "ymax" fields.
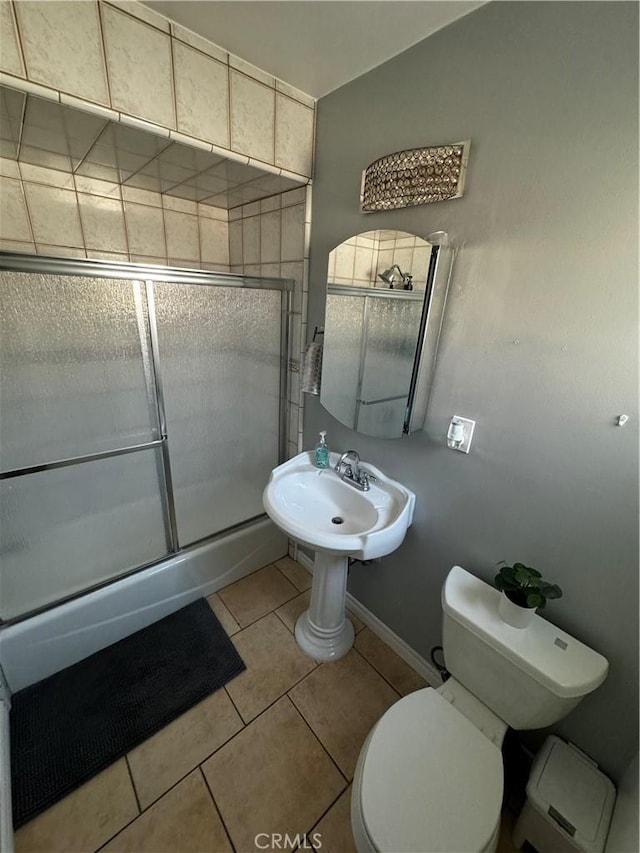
[{"xmin": 495, "ymin": 562, "xmax": 563, "ymax": 610}]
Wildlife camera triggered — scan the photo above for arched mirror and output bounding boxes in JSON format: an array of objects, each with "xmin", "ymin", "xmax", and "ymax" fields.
[{"xmin": 320, "ymin": 230, "xmax": 454, "ymax": 438}]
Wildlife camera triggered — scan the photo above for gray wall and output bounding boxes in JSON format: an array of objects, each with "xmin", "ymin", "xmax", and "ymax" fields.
[{"xmin": 306, "ymin": 1, "xmax": 638, "ymax": 781}]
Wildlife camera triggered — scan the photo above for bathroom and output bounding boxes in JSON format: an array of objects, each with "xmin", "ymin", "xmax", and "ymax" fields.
[{"xmin": 0, "ymin": 0, "xmax": 638, "ymax": 851}]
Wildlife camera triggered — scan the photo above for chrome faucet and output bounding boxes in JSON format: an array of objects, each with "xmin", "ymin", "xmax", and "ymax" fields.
[{"xmin": 335, "ymin": 450, "xmax": 377, "ymax": 491}]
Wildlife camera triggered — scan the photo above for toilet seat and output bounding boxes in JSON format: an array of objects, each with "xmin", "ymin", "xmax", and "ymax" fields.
[{"xmin": 352, "ymin": 687, "xmax": 503, "ymax": 853}]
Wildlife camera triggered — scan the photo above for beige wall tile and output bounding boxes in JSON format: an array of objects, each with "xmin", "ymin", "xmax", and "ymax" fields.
[
  {"xmin": 164, "ymin": 209, "xmax": 199, "ymax": 260},
  {"xmin": 162, "ymin": 195, "xmax": 198, "ymax": 215},
  {"xmin": 241, "ymin": 214, "xmax": 260, "ymax": 265},
  {"xmin": 280, "ymin": 203, "xmax": 305, "ymax": 262},
  {"xmin": 275, "ymin": 95, "xmax": 314, "ymax": 177},
  {"xmin": 230, "ymin": 71, "xmax": 275, "ymax": 163},
  {"xmin": 15, "ymin": 1, "xmax": 109, "ymax": 105},
  {"xmin": 199, "ymin": 216, "xmax": 229, "ymax": 264},
  {"xmin": 127, "ymin": 690, "xmax": 243, "ymax": 809},
  {"xmin": 124, "ymin": 201, "xmax": 166, "ymax": 257},
  {"xmin": 202, "ymin": 697, "xmax": 345, "ymax": 852},
  {"xmin": 229, "ymin": 54, "xmax": 274, "ymax": 88},
  {"xmin": 353, "ymin": 244, "xmax": 375, "ymax": 284},
  {"xmin": 14, "ymin": 759, "xmax": 138, "ymax": 853},
  {"xmin": 0, "ymin": 238, "xmax": 35, "ymax": 253},
  {"xmin": 276, "ymin": 79, "xmax": 315, "ymax": 110},
  {"xmin": 0, "ymin": 1, "xmax": 24, "ymax": 75},
  {"xmin": 171, "ymin": 23, "xmax": 227, "ymax": 64},
  {"xmin": 0, "ymin": 176, "xmax": 32, "ymax": 241},
  {"xmin": 103, "ymin": 770, "xmax": 232, "ymax": 853},
  {"xmin": 225, "ymin": 612, "xmax": 316, "ymax": 722},
  {"xmin": 24, "ymin": 183, "xmax": 83, "ymax": 246},
  {"xmin": 86, "ymin": 249, "xmax": 128, "ymax": 261},
  {"xmin": 174, "ymin": 41, "xmax": 229, "ymax": 148},
  {"xmin": 102, "ymin": 4, "xmax": 175, "ymax": 128},
  {"xmin": 36, "ymin": 244, "xmax": 86, "ymax": 258},
  {"xmin": 74, "ymin": 174, "xmax": 121, "ymax": 199},
  {"xmin": 228, "ymin": 219, "xmax": 242, "ymax": 265},
  {"xmin": 105, "ymin": 0, "xmax": 170, "ymax": 33},
  {"xmin": 78, "ymin": 193, "xmax": 127, "ymax": 251},
  {"xmin": 260, "ymin": 209, "xmax": 281, "ymax": 264},
  {"xmin": 122, "ymin": 185, "xmax": 162, "ymax": 207},
  {"xmin": 0, "ymin": 157, "xmax": 20, "ymax": 179}
]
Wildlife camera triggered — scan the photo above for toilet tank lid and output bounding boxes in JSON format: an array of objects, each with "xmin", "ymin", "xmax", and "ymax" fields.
[{"xmin": 442, "ymin": 566, "xmax": 609, "ymax": 699}]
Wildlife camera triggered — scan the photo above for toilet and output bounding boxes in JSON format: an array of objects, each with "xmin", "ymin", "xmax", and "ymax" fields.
[{"xmin": 351, "ymin": 565, "xmax": 609, "ymax": 853}]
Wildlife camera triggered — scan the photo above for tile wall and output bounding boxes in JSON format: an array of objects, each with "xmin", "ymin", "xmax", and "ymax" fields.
[
  {"xmin": 328, "ymin": 231, "xmax": 431, "ymax": 289},
  {"xmin": 0, "ymin": 157, "xmax": 229, "ymax": 268},
  {"xmin": 0, "ymin": 0, "xmax": 315, "ymax": 181},
  {"xmin": 229, "ymin": 185, "xmax": 312, "ymax": 464}
]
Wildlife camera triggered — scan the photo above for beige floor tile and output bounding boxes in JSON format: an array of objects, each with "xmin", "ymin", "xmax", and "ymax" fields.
[
  {"xmin": 275, "ymin": 589, "xmax": 311, "ymax": 632},
  {"xmin": 218, "ymin": 564, "xmax": 298, "ymax": 626},
  {"xmin": 226, "ymin": 612, "xmax": 317, "ymax": 722},
  {"xmin": 289, "ymin": 649, "xmax": 399, "ymax": 780},
  {"xmin": 206, "ymin": 592, "xmax": 241, "ymax": 635},
  {"xmin": 355, "ymin": 627, "xmax": 428, "ymax": 695},
  {"xmin": 275, "ymin": 555, "xmax": 313, "ymax": 591},
  {"xmin": 15, "ymin": 759, "xmax": 138, "ymax": 853},
  {"xmin": 311, "ymin": 787, "xmax": 356, "ymax": 853},
  {"xmin": 202, "ymin": 696, "xmax": 346, "ymax": 852},
  {"xmin": 102, "ymin": 770, "xmax": 231, "ymax": 853},
  {"xmin": 127, "ymin": 688, "xmax": 244, "ymax": 809}
]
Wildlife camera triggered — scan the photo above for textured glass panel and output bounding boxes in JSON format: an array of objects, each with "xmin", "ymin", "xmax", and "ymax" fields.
[
  {"xmin": 0, "ymin": 450, "xmax": 167, "ymax": 619},
  {"xmin": 0, "ymin": 272, "xmax": 156, "ymax": 471},
  {"xmin": 355, "ymin": 398, "xmax": 407, "ymax": 439},
  {"xmin": 154, "ymin": 282, "xmax": 282, "ymax": 546},
  {"xmin": 321, "ymin": 293, "xmax": 365, "ymax": 429},
  {"xmin": 360, "ymin": 295, "xmax": 423, "ymax": 404}
]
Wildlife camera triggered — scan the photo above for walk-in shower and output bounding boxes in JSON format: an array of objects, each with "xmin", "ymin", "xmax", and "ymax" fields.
[{"xmin": 0, "ymin": 253, "xmax": 291, "ymax": 690}]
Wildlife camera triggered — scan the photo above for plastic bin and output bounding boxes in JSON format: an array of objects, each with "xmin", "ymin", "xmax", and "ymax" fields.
[{"xmin": 513, "ymin": 736, "xmax": 616, "ymax": 853}]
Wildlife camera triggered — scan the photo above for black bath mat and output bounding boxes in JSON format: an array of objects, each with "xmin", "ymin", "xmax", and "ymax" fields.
[{"xmin": 10, "ymin": 598, "xmax": 245, "ymax": 828}]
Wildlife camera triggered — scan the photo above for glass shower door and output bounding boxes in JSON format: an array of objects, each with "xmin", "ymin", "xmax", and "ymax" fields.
[
  {"xmin": 0, "ymin": 271, "xmax": 168, "ymax": 620},
  {"xmin": 152, "ymin": 282, "xmax": 283, "ymax": 546}
]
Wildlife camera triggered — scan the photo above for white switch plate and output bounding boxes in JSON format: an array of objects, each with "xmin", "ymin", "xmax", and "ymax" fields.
[{"xmin": 451, "ymin": 416, "xmax": 475, "ymax": 453}]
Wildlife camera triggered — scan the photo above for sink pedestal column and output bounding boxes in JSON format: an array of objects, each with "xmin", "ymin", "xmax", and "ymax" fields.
[{"xmin": 295, "ymin": 552, "xmax": 354, "ymax": 661}]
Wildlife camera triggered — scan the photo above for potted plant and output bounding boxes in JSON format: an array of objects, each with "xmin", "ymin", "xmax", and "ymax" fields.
[{"xmin": 495, "ymin": 561, "xmax": 563, "ymax": 628}]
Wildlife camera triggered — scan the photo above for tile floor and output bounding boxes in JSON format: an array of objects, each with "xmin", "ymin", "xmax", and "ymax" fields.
[{"xmin": 14, "ymin": 556, "xmax": 519, "ymax": 853}]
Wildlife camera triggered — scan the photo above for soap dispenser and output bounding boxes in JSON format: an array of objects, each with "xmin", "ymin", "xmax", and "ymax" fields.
[{"xmin": 315, "ymin": 431, "xmax": 330, "ymax": 468}]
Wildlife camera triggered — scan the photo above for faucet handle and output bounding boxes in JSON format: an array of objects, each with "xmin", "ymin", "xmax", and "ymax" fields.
[{"xmin": 358, "ymin": 469, "xmax": 377, "ymax": 490}]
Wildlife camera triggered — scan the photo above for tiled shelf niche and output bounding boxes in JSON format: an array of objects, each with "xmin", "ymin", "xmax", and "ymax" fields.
[{"xmin": 0, "ymin": 0, "xmax": 316, "ymax": 180}]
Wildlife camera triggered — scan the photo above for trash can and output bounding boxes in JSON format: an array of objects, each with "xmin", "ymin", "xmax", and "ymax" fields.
[{"xmin": 513, "ymin": 736, "xmax": 616, "ymax": 853}]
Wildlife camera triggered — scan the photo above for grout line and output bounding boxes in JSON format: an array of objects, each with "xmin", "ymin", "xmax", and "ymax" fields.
[
  {"xmin": 198, "ymin": 765, "xmax": 237, "ymax": 853},
  {"xmin": 16, "ymin": 172, "xmax": 36, "ymax": 246},
  {"xmin": 124, "ymin": 754, "xmax": 142, "ymax": 814},
  {"xmin": 96, "ymin": 1, "xmax": 114, "ymax": 110},
  {"xmin": 308, "ymin": 784, "xmax": 350, "ymax": 847},
  {"xmin": 222, "ymin": 684, "xmax": 243, "ymax": 721},
  {"xmin": 9, "ymin": 1, "xmax": 27, "ymax": 80},
  {"xmin": 350, "ymin": 644, "xmax": 402, "ymax": 701},
  {"xmin": 287, "ymin": 693, "xmax": 349, "ymax": 785}
]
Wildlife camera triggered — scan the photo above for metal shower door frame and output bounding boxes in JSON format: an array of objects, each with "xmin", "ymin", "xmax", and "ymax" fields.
[{"xmin": 0, "ymin": 252, "xmax": 292, "ymax": 623}]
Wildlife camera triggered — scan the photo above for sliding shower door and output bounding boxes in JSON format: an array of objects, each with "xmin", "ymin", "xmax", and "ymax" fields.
[
  {"xmin": 152, "ymin": 282, "xmax": 283, "ymax": 546},
  {"xmin": 0, "ymin": 257, "xmax": 289, "ymax": 622}
]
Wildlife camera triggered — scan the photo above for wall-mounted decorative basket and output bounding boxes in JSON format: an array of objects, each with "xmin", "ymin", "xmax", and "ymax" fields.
[{"xmin": 360, "ymin": 141, "xmax": 470, "ymax": 213}]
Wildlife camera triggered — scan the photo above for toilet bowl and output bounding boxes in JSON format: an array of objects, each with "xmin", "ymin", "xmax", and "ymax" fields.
[{"xmin": 351, "ymin": 565, "xmax": 609, "ymax": 853}]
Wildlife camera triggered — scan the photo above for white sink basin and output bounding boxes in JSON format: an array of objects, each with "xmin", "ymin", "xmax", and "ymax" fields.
[{"xmin": 263, "ymin": 451, "xmax": 416, "ymax": 560}]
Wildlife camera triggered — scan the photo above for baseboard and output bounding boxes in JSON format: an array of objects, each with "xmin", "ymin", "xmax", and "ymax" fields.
[{"xmin": 295, "ymin": 551, "xmax": 442, "ymax": 687}]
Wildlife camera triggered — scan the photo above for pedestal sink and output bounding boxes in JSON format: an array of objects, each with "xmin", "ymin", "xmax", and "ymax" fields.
[{"xmin": 263, "ymin": 451, "xmax": 415, "ymax": 661}]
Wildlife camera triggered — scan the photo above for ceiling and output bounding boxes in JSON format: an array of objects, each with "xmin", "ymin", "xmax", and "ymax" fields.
[
  {"xmin": 0, "ymin": 86, "xmax": 304, "ymax": 209},
  {"xmin": 143, "ymin": 1, "xmax": 487, "ymax": 99}
]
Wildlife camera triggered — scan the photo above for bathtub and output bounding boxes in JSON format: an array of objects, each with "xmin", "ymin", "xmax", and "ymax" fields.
[{"xmin": 0, "ymin": 516, "xmax": 286, "ymax": 693}]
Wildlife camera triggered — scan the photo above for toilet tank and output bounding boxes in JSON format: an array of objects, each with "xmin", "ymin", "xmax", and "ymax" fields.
[{"xmin": 441, "ymin": 566, "xmax": 608, "ymax": 730}]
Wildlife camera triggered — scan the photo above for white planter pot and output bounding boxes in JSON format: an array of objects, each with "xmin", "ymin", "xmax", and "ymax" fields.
[{"xmin": 498, "ymin": 592, "xmax": 537, "ymax": 629}]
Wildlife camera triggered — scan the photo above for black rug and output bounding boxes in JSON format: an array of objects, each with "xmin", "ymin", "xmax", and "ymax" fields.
[{"xmin": 10, "ymin": 598, "xmax": 245, "ymax": 828}]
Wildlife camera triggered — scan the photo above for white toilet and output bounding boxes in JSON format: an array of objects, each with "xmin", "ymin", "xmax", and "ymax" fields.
[{"xmin": 351, "ymin": 565, "xmax": 609, "ymax": 853}]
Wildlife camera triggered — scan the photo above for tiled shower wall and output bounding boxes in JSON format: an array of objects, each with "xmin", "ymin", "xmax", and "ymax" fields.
[
  {"xmin": 229, "ymin": 185, "xmax": 312, "ymax": 461},
  {"xmin": 328, "ymin": 233, "xmax": 431, "ymax": 289},
  {"xmin": 0, "ymin": 0, "xmax": 315, "ymax": 180},
  {"xmin": 0, "ymin": 158, "xmax": 229, "ymax": 267}
]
